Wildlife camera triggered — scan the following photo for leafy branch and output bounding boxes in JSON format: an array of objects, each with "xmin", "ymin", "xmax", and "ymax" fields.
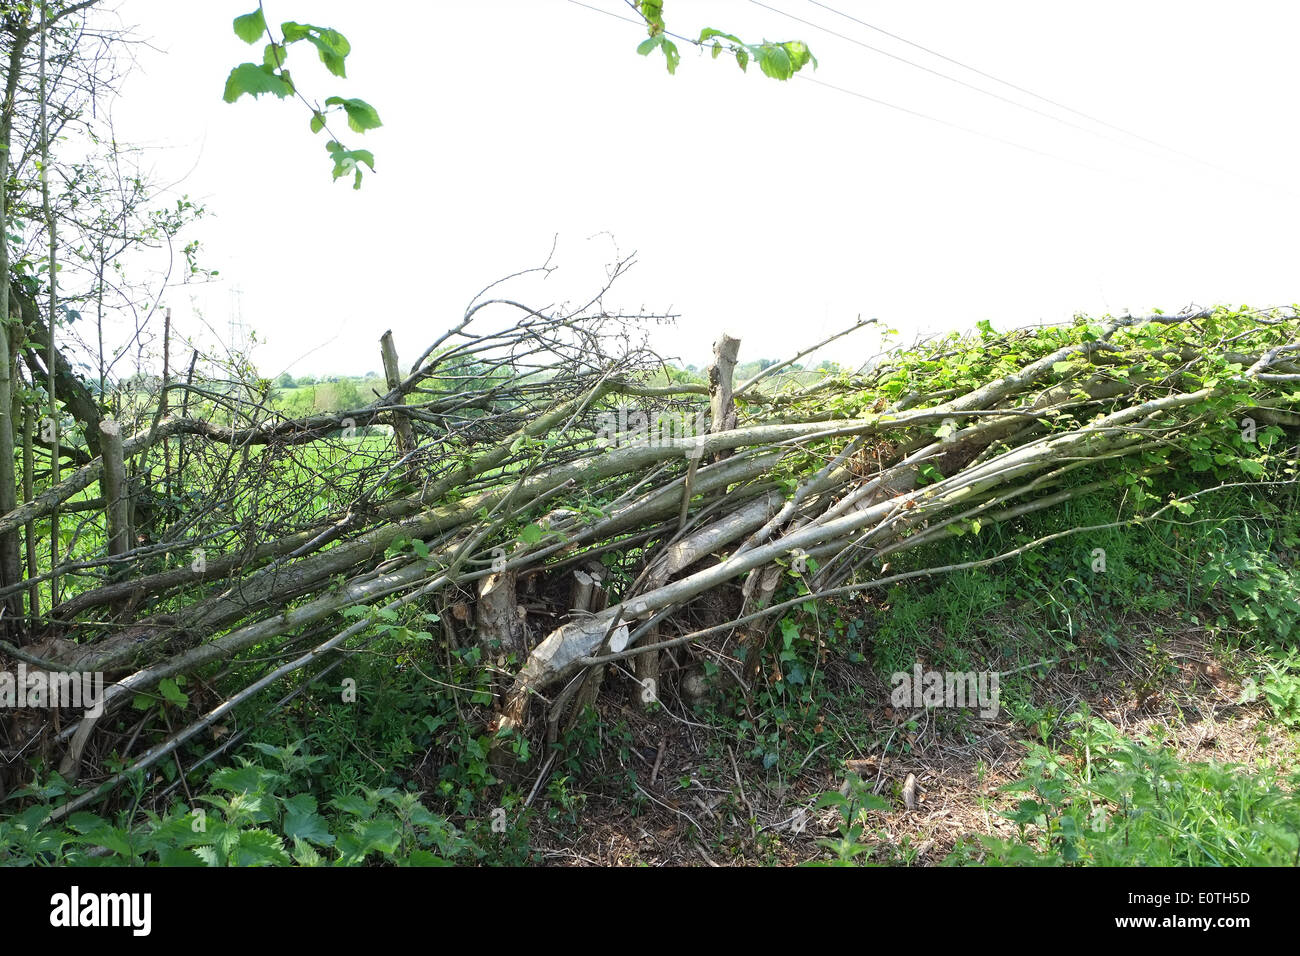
[
  {"xmin": 629, "ymin": 0, "xmax": 816, "ymax": 79},
  {"xmin": 222, "ymin": 5, "xmax": 381, "ymax": 189}
]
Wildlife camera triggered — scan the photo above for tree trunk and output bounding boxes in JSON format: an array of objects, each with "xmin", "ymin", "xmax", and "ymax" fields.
[
  {"xmin": 40, "ymin": 5, "xmax": 62, "ymax": 611},
  {"xmin": 23, "ymin": 403, "xmax": 38, "ymax": 628},
  {"xmin": 0, "ymin": 17, "xmax": 30, "ymax": 633},
  {"xmin": 708, "ymin": 333, "xmax": 741, "ymax": 461},
  {"xmin": 379, "ymin": 330, "xmax": 417, "ymax": 479},
  {"xmin": 99, "ymin": 420, "xmax": 130, "ymax": 560},
  {"xmin": 0, "ymin": 325, "xmax": 22, "ymax": 625}
]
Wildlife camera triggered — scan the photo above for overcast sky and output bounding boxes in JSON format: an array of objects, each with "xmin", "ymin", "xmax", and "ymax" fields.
[{"xmin": 106, "ymin": 0, "xmax": 1300, "ymax": 379}]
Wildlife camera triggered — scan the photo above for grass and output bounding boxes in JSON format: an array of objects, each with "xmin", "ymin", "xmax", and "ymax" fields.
[
  {"xmin": 5, "ymin": 457, "xmax": 1299, "ymax": 866},
  {"xmin": 949, "ymin": 708, "xmax": 1300, "ymax": 866}
]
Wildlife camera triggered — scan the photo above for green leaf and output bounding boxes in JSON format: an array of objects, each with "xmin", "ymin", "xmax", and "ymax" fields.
[
  {"xmin": 518, "ymin": 523, "xmax": 543, "ymax": 545},
  {"xmin": 783, "ymin": 40, "xmax": 817, "ymax": 72},
  {"xmin": 660, "ymin": 38, "xmax": 680, "ymax": 74},
  {"xmin": 233, "ymin": 10, "xmax": 267, "ymax": 44},
  {"xmin": 262, "ymin": 42, "xmax": 286, "ymax": 69},
  {"xmin": 73, "ymin": 825, "xmax": 135, "ymax": 858},
  {"xmin": 158, "ymin": 847, "xmax": 207, "ymax": 867},
  {"xmin": 223, "ymin": 63, "xmax": 291, "ymax": 103},
  {"xmin": 406, "ymin": 849, "xmax": 450, "ymax": 866},
  {"xmin": 757, "ymin": 43, "xmax": 792, "ymax": 80},
  {"xmin": 779, "ymin": 617, "xmax": 798, "ymax": 644},
  {"xmin": 702, "ymin": 28, "xmax": 743, "ymax": 45},
  {"xmin": 310, "ymin": 111, "xmax": 325, "ymax": 134},
  {"xmin": 282, "ymin": 795, "xmax": 336, "ymax": 846},
  {"xmin": 635, "ymin": 34, "xmax": 677, "ymax": 73},
  {"xmin": 192, "ymin": 845, "xmax": 221, "ymax": 867},
  {"xmin": 159, "ymin": 677, "xmax": 189, "ymax": 707},
  {"xmin": 330, "ymin": 793, "xmax": 374, "ymax": 818},
  {"xmin": 306, "ymin": 28, "xmax": 350, "ymax": 77},
  {"xmin": 324, "ymin": 141, "xmax": 376, "ymax": 188},
  {"xmin": 325, "ymin": 96, "xmax": 382, "ymax": 133},
  {"xmin": 233, "ymin": 828, "xmax": 290, "ymax": 866},
  {"xmin": 281, "ymin": 21, "xmax": 312, "ymax": 42},
  {"xmin": 638, "ymin": 0, "xmax": 665, "ymax": 32},
  {"xmin": 209, "ymin": 765, "xmax": 271, "ymax": 794},
  {"xmin": 339, "ymin": 817, "xmax": 401, "ymax": 863},
  {"xmin": 815, "ymin": 791, "xmax": 849, "ymax": 810},
  {"xmin": 291, "ymin": 836, "xmax": 325, "ymax": 866},
  {"xmin": 65, "ymin": 812, "xmax": 107, "ymax": 834}
]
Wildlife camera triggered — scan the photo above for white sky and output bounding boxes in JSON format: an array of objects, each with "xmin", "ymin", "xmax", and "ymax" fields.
[{"xmin": 105, "ymin": 0, "xmax": 1300, "ymax": 379}]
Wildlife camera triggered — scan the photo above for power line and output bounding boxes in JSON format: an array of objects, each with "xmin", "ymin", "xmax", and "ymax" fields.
[
  {"xmin": 802, "ymin": 0, "xmax": 1294, "ymax": 196},
  {"xmin": 571, "ymin": 0, "xmax": 1293, "ymax": 197},
  {"xmin": 793, "ymin": 74, "xmax": 1121, "ymax": 181},
  {"xmin": 561, "ymin": 0, "xmax": 1131, "ymax": 182},
  {"xmin": 565, "ymin": 0, "xmax": 641, "ymax": 27},
  {"xmin": 752, "ymin": 0, "xmax": 1268, "ymax": 187},
  {"xmin": 749, "ymin": 0, "xmax": 1134, "ymax": 147},
  {"xmin": 806, "ymin": 0, "xmax": 1181, "ymax": 152}
]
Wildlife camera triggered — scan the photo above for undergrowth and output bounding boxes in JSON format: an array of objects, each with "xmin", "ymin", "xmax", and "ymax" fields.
[{"xmin": 5, "ymin": 472, "xmax": 1299, "ymax": 865}]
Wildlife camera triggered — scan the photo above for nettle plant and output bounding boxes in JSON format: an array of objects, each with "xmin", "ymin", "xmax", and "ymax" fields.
[
  {"xmin": 0, "ymin": 742, "xmax": 482, "ymax": 866},
  {"xmin": 955, "ymin": 709, "xmax": 1300, "ymax": 866},
  {"xmin": 1201, "ymin": 548, "xmax": 1300, "ymax": 645},
  {"xmin": 808, "ymin": 773, "xmax": 889, "ymax": 866},
  {"xmin": 1251, "ymin": 649, "xmax": 1300, "ymax": 729}
]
